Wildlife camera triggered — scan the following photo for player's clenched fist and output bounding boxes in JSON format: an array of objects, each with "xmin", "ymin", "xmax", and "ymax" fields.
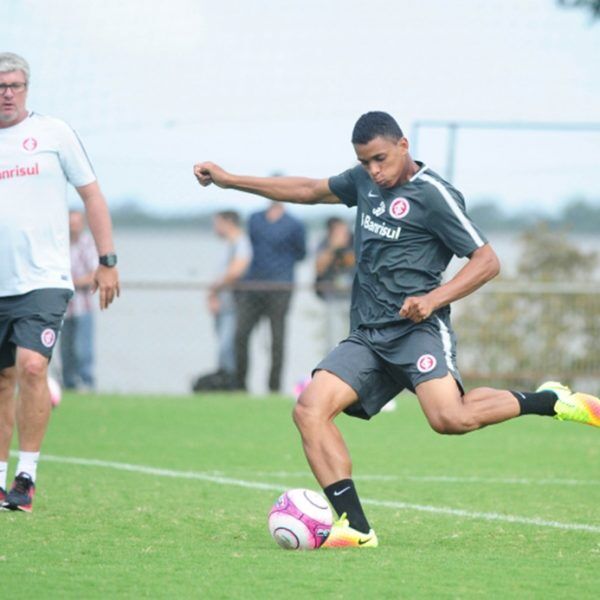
[
  {"xmin": 399, "ymin": 295, "xmax": 435, "ymax": 323},
  {"xmin": 193, "ymin": 162, "xmax": 231, "ymax": 188}
]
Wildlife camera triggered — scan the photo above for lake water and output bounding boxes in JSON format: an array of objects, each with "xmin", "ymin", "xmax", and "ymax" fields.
[{"xmin": 54, "ymin": 228, "xmax": 599, "ymax": 395}]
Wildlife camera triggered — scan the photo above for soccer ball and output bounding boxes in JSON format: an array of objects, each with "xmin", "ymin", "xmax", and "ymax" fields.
[
  {"xmin": 268, "ymin": 489, "xmax": 333, "ymax": 550},
  {"xmin": 292, "ymin": 375, "xmax": 311, "ymax": 399},
  {"xmin": 48, "ymin": 376, "xmax": 62, "ymax": 408}
]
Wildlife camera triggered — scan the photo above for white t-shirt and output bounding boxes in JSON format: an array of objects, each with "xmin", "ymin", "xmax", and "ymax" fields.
[
  {"xmin": 216, "ymin": 234, "xmax": 252, "ymax": 313},
  {"xmin": 0, "ymin": 112, "xmax": 96, "ymax": 296}
]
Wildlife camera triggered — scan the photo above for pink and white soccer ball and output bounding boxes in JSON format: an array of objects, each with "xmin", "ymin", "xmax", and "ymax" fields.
[
  {"xmin": 292, "ymin": 376, "xmax": 311, "ymax": 400},
  {"xmin": 48, "ymin": 376, "xmax": 62, "ymax": 408},
  {"xmin": 268, "ymin": 488, "xmax": 333, "ymax": 550}
]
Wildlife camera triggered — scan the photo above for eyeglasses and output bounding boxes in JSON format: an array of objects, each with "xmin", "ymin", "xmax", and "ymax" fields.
[{"xmin": 0, "ymin": 83, "xmax": 27, "ymax": 96}]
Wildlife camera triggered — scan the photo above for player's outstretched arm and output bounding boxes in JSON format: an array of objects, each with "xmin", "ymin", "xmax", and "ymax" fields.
[
  {"xmin": 77, "ymin": 181, "xmax": 121, "ymax": 310},
  {"xmin": 193, "ymin": 161, "xmax": 340, "ymax": 205}
]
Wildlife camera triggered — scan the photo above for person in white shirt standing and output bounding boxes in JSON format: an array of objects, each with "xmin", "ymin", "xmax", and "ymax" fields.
[
  {"xmin": 60, "ymin": 210, "xmax": 99, "ymax": 392},
  {"xmin": 192, "ymin": 211, "xmax": 252, "ymax": 392},
  {"xmin": 0, "ymin": 52, "xmax": 120, "ymax": 512}
]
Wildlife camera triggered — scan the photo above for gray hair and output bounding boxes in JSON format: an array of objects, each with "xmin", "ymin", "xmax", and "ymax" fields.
[{"xmin": 0, "ymin": 52, "xmax": 30, "ymax": 83}]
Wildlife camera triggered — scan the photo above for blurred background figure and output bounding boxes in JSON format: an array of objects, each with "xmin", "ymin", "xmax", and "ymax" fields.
[
  {"xmin": 314, "ymin": 217, "xmax": 355, "ymax": 350},
  {"xmin": 236, "ymin": 202, "xmax": 306, "ymax": 392},
  {"xmin": 313, "ymin": 218, "xmax": 396, "ymax": 410},
  {"xmin": 60, "ymin": 210, "xmax": 98, "ymax": 392},
  {"xmin": 192, "ymin": 211, "xmax": 251, "ymax": 392}
]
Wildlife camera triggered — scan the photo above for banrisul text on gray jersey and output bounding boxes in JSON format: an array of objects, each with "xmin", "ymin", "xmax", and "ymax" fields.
[{"xmin": 360, "ymin": 213, "xmax": 401, "ymax": 240}]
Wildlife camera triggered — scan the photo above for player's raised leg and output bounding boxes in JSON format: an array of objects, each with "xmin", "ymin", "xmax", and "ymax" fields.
[
  {"xmin": 416, "ymin": 375, "xmax": 520, "ymax": 433},
  {"xmin": 0, "ymin": 367, "xmax": 17, "ymax": 503},
  {"xmin": 415, "ymin": 374, "xmax": 599, "ymax": 434},
  {"xmin": 293, "ymin": 370, "xmax": 378, "ymax": 547}
]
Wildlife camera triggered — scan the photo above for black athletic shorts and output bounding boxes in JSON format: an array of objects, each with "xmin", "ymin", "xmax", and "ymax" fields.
[
  {"xmin": 314, "ymin": 311, "xmax": 464, "ymax": 420},
  {"xmin": 0, "ymin": 288, "xmax": 72, "ymax": 370}
]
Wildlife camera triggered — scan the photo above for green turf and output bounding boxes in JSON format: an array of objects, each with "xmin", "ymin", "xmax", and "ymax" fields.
[{"xmin": 2, "ymin": 392, "xmax": 599, "ymax": 599}]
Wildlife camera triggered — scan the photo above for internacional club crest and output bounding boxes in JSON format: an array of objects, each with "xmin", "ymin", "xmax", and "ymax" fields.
[
  {"xmin": 40, "ymin": 328, "xmax": 56, "ymax": 348},
  {"xmin": 22, "ymin": 137, "xmax": 38, "ymax": 152},
  {"xmin": 389, "ymin": 197, "xmax": 410, "ymax": 219},
  {"xmin": 416, "ymin": 353, "xmax": 437, "ymax": 373}
]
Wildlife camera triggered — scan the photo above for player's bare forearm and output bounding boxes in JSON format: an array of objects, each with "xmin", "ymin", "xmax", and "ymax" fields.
[
  {"xmin": 77, "ymin": 182, "xmax": 116, "ymax": 255},
  {"xmin": 193, "ymin": 162, "xmax": 339, "ymax": 205},
  {"xmin": 400, "ymin": 244, "xmax": 500, "ymax": 322},
  {"xmin": 429, "ymin": 244, "xmax": 500, "ymax": 308},
  {"xmin": 76, "ymin": 181, "xmax": 120, "ymax": 309}
]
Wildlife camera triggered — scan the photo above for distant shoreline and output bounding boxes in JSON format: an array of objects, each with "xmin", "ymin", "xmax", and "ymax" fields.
[{"xmin": 108, "ymin": 197, "xmax": 600, "ymax": 233}]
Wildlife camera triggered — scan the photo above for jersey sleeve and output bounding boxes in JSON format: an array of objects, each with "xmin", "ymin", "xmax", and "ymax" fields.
[
  {"xmin": 328, "ymin": 167, "xmax": 360, "ymax": 207},
  {"xmin": 424, "ymin": 178, "xmax": 488, "ymax": 258},
  {"xmin": 56, "ymin": 121, "xmax": 97, "ymax": 187}
]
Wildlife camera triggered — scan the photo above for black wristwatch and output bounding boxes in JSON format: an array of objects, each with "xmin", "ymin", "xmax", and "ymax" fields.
[{"xmin": 99, "ymin": 253, "xmax": 118, "ymax": 267}]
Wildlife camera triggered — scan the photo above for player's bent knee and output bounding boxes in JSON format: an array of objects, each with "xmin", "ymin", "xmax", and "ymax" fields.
[
  {"xmin": 17, "ymin": 353, "xmax": 48, "ymax": 383},
  {"xmin": 293, "ymin": 390, "xmax": 324, "ymax": 427},
  {"xmin": 427, "ymin": 410, "xmax": 474, "ymax": 435},
  {"xmin": 292, "ymin": 399, "xmax": 320, "ymax": 432},
  {"xmin": 293, "ymin": 389, "xmax": 340, "ymax": 430}
]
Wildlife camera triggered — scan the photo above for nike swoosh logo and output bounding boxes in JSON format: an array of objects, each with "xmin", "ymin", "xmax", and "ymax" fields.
[
  {"xmin": 368, "ymin": 191, "xmax": 378, "ymax": 198},
  {"xmin": 358, "ymin": 537, "xmax": 372, "ymax": 545},
  {"xmin": 333, "ymin": 486, "xmax": 351, "ymax": 496}
]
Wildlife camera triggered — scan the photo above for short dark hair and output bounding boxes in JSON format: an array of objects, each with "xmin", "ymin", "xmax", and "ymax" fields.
[
  {"xmin": 215, "ymin": 210, "xmax": 241, "ymax": 226},
  {"xmin": 351, "ymin": 111, "xmax": 404, "ymax": 145}
]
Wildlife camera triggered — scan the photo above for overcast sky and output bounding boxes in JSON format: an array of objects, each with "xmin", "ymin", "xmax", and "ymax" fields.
[{"xmin": 1, "ymin": 0, "xmax": 599, "ymax": 216}]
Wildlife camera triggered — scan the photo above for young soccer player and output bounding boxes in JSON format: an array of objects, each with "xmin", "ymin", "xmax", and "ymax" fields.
[{"xmin": 193, "ymin": 111, "xmax": 600, "ymax": 547}]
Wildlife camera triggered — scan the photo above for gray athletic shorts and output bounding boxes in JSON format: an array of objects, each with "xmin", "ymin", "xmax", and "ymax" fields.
[
  {"xmin": 314, "ymin": 311, "xmax": 464, "ymax": 420},
  {"xmin": 0, "ymin": 288, "xmax": 72, "ymax": 370}
]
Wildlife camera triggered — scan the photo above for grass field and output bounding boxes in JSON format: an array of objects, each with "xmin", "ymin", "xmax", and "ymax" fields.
[{"xmin": 2, "ymin": 392, "xmax": 599, "ymax": 599}]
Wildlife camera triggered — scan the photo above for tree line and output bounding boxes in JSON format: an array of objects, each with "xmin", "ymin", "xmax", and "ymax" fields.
[{"xmin": 469, "ymin": 198, "xmax": 600, "ymax": 233}]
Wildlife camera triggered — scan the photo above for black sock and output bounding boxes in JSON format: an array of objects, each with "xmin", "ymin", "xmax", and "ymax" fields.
[
  {"xmin": 323, "ymin": 479, "xmax": 370, "ymax": 534},
  {"xmin": 511, "ymin": 390, "xmax": 557, "ymax": 416}
]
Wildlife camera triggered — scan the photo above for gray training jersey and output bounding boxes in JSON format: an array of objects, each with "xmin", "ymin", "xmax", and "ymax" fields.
[{"xmin": 328, "ymin": 162, "xmax": 488, "ymax": 330}]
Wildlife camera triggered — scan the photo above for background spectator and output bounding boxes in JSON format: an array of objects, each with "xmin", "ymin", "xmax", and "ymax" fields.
[
  {"xmin": 235, "ymin": 202, "xmax": 306, "ymax": 392},
  {"xmin": 60, "ymin": 210, "xmax": 98, "ymax": 391},
  {"xmin": 314, "ymin": 217, "xmax": 355, "ymax": 349},
  {"xmin": 192, "ymin": 211, "xmax": 251, "ymax": 391}
]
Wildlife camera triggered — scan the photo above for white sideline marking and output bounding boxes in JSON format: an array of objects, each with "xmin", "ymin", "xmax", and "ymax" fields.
[
  {"xmin": 406, "ymin": 475, "xmax": 600, "ymax": 486},
  {"xmin": 361, "ymin": 498, "xmax": 600, "ymax": 533},
  {"xmin": 35, "ymin": 453, "xmax": 600, "ymax": 534},
  {"xmin": 218, "ymin": 470, "xmax": 600, "ymax": 486},
  {"xmin": 39, "ymin": 453, "xmax": 283, "ymax": 492}
]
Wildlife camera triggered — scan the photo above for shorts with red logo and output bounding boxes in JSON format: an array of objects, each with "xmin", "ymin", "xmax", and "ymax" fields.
[
  {"xmin": 314, "ymin": 310, "xmax": 464, "ymax": 420},
  {"xmin": 0, "ymin": 288, "xmax": 72, "ymax": 370}
]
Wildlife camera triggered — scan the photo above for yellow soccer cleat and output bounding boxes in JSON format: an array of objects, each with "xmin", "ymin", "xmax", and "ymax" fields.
[
  {"xmin": 537, "ymin": 381, "xmax": 600, "ymax": 427},
  {"xmin": 321, "ymin": 513, "xmax": 378, "ymax": 548}
]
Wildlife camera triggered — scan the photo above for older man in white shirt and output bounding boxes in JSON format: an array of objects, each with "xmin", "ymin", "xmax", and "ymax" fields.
[{"xmin": 0, "ymin": 52, "xmax": 119, "ymax": 512}]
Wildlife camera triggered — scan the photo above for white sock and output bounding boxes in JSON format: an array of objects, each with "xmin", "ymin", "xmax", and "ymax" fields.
[
  {"xmin": 0, "ymin": 461, "xmax": 7, "ymax": 490},
  {"xmin": 16, "ymin": 451, "xmax": 40, "ymax": 482}
]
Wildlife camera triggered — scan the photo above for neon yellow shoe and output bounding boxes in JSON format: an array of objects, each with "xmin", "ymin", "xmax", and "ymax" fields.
[
  {"xmin": 537, "ymin": 381, "xmax": 600, "ymax": 427},
  {"xmin": 321, "ymin": 513, "xmax": 378, "ymax": 548}
]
